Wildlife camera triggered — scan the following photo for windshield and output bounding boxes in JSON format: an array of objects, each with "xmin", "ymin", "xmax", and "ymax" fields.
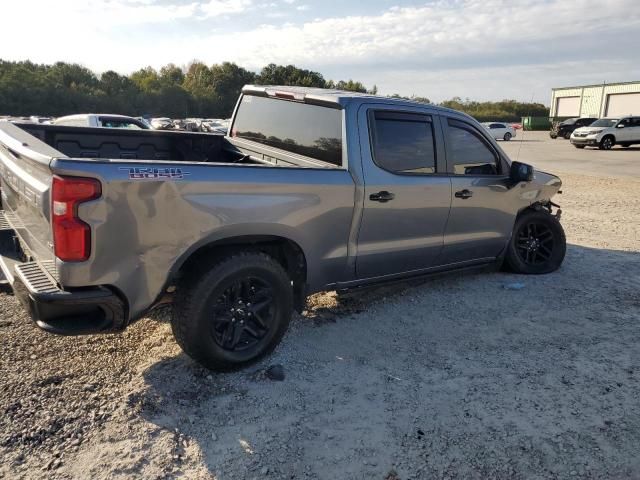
[
  {"xmin": 590, "ymin": 118, "xmax": 618, "ymax": 128},
  {"xmin": 560, "ymin": 118, "xmax": 576, "ymax": 125}
]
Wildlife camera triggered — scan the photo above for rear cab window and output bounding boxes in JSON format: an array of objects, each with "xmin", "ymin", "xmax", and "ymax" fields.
[{"xmin": 231, "ymin": 95, "xmax": 343, "ymax": 167}]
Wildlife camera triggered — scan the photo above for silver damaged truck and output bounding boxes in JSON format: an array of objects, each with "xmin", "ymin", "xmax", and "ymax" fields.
[{"xmin": 0, "ymin": 86, "xmax": 566, "ymax": 370}]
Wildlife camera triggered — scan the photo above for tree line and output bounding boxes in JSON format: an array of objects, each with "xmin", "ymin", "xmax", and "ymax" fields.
[{"xmin": 0, "ymin": 59, "xmax": 548, "ymax": 121}]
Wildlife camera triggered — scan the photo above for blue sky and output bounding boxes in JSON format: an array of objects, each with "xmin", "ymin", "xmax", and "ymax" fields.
[{"xmin": 3, "ymin": 0, "xmax": 640, "ymax": 104}]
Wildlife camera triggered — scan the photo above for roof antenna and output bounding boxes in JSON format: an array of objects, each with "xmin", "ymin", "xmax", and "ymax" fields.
[{"xmin": 516, "ymin": 92, "xmax": 536, "ymax": 164}]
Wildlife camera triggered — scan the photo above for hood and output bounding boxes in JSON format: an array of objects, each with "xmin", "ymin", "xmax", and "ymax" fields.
[{"xmin": 574, "ymin": 126, "xmax": 605, "ymax": 134}]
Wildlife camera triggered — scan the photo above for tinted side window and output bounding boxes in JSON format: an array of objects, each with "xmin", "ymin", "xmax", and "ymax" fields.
[
  {"xmin": 231, "ymin": 95, "xmax": 343, "ymax": 166},
  {"xmin": 370, "ymin": 111, "xmax": 436, "ymax": 174},
  {"xmin": 447, "ymin": 119, "xmax": 500, "ymax": 175}
]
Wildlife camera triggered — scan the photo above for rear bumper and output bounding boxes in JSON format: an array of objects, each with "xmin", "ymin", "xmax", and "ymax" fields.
[{"xmin": 0, "ymin": 215, "xmax": 126, "ymax": 335}]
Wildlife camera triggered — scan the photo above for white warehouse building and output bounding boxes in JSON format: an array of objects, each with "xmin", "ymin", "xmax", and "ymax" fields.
[{"xmin": 550, "ymin": 81, "xmax": 640, "ymax": 119}]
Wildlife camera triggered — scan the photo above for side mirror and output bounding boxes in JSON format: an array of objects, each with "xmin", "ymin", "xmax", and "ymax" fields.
[
  {"xmin": 617, "ymin": 124, "xmax": 625, "ymax": 128},
  {"xmin": 510, "ymin": 161, "xmax": 534, "ymax": 183}
]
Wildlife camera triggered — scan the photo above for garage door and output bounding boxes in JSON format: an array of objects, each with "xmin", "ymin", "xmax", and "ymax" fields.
[
  {"xmin": 556, "ymin": 96, "xmax": 580, "ymax": 117},
  {"xmin": 605, "ymin": 93, "xmax": 640, "ymax": 116}
]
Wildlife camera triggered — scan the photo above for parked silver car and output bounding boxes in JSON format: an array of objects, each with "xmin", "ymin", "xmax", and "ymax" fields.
[{"xmin": 482, "ymin": 122, "xmax": 516, "ymax": 141}]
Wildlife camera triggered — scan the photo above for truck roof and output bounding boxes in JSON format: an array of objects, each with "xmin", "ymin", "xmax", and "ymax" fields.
[{"xmin": 242, "ymin": 85, "xmax": 463, "ymax": 117}]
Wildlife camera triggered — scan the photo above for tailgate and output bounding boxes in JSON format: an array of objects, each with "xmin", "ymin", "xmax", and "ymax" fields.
[{"xmin": 0, "ymin": 121, "xmax": 62, "ymax": 264}]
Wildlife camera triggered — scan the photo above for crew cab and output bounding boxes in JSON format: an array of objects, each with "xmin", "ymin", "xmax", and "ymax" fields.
[
  {"xmin": 570, "ymin": 116, "xmax": 640, "ymax": 149},
  {"xmin": 54, "ymin": 114, "xmax": 150, "ymax": 130},
  {"xmin": 0, "ymin": 86, "xmax": 566, "ymax": 371}
]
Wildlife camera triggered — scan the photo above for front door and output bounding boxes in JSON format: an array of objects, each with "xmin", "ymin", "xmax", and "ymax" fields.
[
  {"xmin": 616, "ymin": 118, "xmax": 634, "ymax": 142},
  {"xmin": 355, "ymin": 106, "xmax": 451, "ymax": 279},
  {"xmin": 439, "ymin": 117, "xmax": 515, "ymax": 264},
  {"xmin": 622, "ymin": 117, "xmax": 640, "ymax": 142}
]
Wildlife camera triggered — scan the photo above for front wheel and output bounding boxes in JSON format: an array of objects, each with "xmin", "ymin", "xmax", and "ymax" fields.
[
  {"xmin": 564, "ymin": 131, "xmax": 572, "ymax": 140},
  {"xmin": 599, "ymin": 136, "xmax": 614, "ymax": 150},
  {"xmin": 172, "ymin": 253, "xmax": 293, "ymax": 371},
  {"xmin": 503, "ymin": 132, "xmax": 512, "ymax": 141},
  {"xmin": 505, "ymin": 210, "xmax": 566, "ymax": 274}
]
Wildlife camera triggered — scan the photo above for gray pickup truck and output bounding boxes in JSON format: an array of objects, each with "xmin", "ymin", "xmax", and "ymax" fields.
[{"xmin": 0, "ymin": 86, "xmax": 565, "ymax": 370}]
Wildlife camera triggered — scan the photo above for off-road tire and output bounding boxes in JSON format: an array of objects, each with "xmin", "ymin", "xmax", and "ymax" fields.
[
  {"xmin": 503, "ymin": 132, "xmax": 512, "ymax": 141},
  {"xmin": 172, "ymin": 252, "xmax": 293, "ymax": 371},
  {"xmin": 599, "ymin": 136, "xmax": 615, "ymax": 150},
  {"xmin": 505, "ymin": 210, "xmax": 566, "ymax": 274}
]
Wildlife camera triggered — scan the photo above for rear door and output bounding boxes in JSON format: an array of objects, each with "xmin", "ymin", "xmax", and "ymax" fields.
[
  {"xmin": 355, "ymin": 105, "xmax": 451, "ymax": 279},
  {"xmin": 439, "ymin": 116, "xmax": 514, "ymax": 264}
]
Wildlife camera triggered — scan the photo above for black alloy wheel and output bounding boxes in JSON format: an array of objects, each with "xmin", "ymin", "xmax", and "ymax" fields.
[
  {"xmin": 505, "ymin": 210, "xmax": 566, "ymax": 274},
  {"xmin": 171, "ymin": 252, "xmax": 293, "ymax": 371},
  {"xmin": 210, "ymin": 277, "xmax": 275, "ymax": 352},
  {"xmin": 515, "ymin": 222, "xmax": 555, "ymax": 267}
]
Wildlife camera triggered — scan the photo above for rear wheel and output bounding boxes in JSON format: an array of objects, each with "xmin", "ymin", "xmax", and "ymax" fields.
[
  {"xmin": 599, "ymin": 136, "xmax": 615, "ymax": 150},
  {"xmin": 172, "ymin": 252, "xmax": 293, "ymax": 371},
  {"xmin": 503, "ymin": 132, "xmax": 512, "ymax": 141},
  {"xmin": 505, "ymin": 210, "xmax": 566, "ymax": 274}
]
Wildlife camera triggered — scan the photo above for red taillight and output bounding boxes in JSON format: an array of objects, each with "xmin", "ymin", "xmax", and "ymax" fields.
[{"xmin": 51, "ymin": 175, "xmax": 101, "ymax": 261}]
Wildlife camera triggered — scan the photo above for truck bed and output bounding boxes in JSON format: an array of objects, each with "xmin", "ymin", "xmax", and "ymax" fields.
[{"xmin": 12, "ymin": 123, "xmax": 244, "ymax": 164}]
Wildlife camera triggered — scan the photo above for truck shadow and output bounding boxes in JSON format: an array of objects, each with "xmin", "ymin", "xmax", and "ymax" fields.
[{"xmin": 138, "ymin": 243, "xmax": 640, "ymax": 478}]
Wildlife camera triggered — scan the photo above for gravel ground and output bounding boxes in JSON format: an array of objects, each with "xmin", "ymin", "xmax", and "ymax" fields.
[{"xmin": 1, "ymin": 168, "xmax": 639, "ymax": 480}]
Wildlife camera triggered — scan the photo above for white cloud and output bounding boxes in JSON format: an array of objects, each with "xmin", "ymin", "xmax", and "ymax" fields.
[
  {"xmin": 197, "ymin": 0, "xmax": 640, "ymax": 70},
  {"xmin": 2, "ymin": 0, "xmax": 639, "ymax": 101},
  {"xmin": 198, "ymin": 0, "xmax": 252, "ymax": 18},
  {"xmin": 2, "ymin": 0, "xmax": 199, "ymax": 29}
]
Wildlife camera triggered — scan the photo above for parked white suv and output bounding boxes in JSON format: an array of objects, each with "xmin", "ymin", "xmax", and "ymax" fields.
[
  {"xmin": 570, "ymin": 116, "xmax": 640, "ymax": 150},
  {"xmin": 54, "ymin": 114, "xmax": 150, "ymax": 130},
  {"xmin": 482, "ymin": 122, "xmax": 516, "ymax": 141}
]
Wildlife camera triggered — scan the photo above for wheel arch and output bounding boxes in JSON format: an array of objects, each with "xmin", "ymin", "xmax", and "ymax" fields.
[{"xmin": 169, "ymin": 234, "xmax": 308, "ymax": 312}]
